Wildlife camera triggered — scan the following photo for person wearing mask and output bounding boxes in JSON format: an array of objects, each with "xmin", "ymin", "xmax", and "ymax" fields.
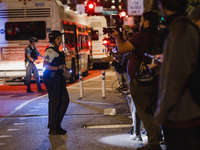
[
  {"xmin": 43, "ymin": 30, "xmax": 70, "ymax": 135},
  {"xmin": 154, "ymin": 0, "xmax": 200, "ymax": 150},
  {"xmin": 111, "ymin": 11, "xmax": 162, "ymax": 150},
  {"xmin": 25, "ymin": 37, "xmax": 46, "ymax": 93}
]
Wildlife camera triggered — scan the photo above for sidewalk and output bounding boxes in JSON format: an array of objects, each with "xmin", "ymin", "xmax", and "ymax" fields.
[{"xmin": 62, "ymin": 69, "xmax": 167, "ymax": 150}]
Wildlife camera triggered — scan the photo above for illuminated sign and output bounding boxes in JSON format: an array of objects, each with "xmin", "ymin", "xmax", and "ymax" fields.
[{"xmin": 127, "ymin": 0, "xmax": 144, "ymax": 16}]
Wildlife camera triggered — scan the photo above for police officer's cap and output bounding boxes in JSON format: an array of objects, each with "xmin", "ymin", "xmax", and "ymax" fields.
[
  {"xmin": 29, "ymin": 37, "xmax": 38, "ymax": 43},
  {"xmin": 48, "ymin": 30, "xmax": 64, "ymax": 43}
]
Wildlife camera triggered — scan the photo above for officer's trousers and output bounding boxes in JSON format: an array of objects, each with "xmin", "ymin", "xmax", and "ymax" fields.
[
  {"xmin": 43, "ymin": 70, "xmax": 69, "ymax": 130},
  {"xmin": 26, "ymin": 62, "xmax": 41, "ymax": 90}
]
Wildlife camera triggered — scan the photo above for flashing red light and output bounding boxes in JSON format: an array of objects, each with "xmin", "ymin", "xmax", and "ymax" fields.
[
  {"xmin": 88, "ymin": 41, "xmax": 91, "ymax": 47},
  {"xmin": 103, "ymin": 39, "xmax": 108, "ymax": 45},
  {"xmin": 88, "ymin": 3, "xmax": 94, "ymax": 9},
  {"xmin": 119, "ymin": 11, "xmax": 126, "ymax": 18}
]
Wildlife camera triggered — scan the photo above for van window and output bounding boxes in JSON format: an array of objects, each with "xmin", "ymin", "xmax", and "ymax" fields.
[
  {"xmin": 5, "ymin": 21, "xmax": 46, "ymax": 41},
  {"xmin": 91, "ymin": 30, "xmax": 99, "ymax": 41}
]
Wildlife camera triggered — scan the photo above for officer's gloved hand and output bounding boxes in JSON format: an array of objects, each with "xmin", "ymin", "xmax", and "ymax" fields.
[
  {"xmin": 58, "ymin": 64, "xmax": 65, "ymax": 70},
  {"xmin": 57, "ymin": 64, "xmax": 65, "ymax": 74}
]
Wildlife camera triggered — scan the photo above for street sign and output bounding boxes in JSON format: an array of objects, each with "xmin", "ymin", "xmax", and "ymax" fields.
[
  {"xmin": 76, "ymin": 4, "xmax": 85, "ymax": 14},
  {"xmin": 95, "ymin": 6, "xmax": 103, "ymax": 13},
  {"xmin": 127, "ymin": 0, "xmax": 144, "ymax": 16},
  {"xmin": 102, "ymin": 10, "xmax": 118, "ymax": 15}
]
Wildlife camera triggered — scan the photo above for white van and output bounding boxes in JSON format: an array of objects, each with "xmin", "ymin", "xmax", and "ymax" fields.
[{"xmin": 89, "ymin": 16, "xmax": 108, "ymax": 67}]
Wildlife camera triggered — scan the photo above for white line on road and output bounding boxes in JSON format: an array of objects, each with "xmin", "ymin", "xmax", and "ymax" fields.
[
  {"xmin": 0, "ymin": 135, "xmax": 13, "ymax": 138},
  {"xmin": 34, "ymin": 106, "xmax": 44, "ymax": 108},
  {"xmin": 7, "ymin": 129, "xmax": 20, "ymax": 131},
  {"xmin": 86, "ymin": 124, "xmax": 132, "ymax": 128},
  {"xmin": 7, "ymin": 70, "xmax": 115, "ymax": 115},
  {"xmin": 73, "ymin": 100, "xmax": 113, "ymax": 105},
  {"xmin": 7, "ymin": 94, "xmax": 48, "ymax": 116},
  {"xmin": 14, "ymin": 123, "xmax": 25, "ymax": 125},
  {"xmin": 30, "ymin": 110, "xmax": 38, "ymax": 112},
  {"xmin": 67, "ymin": 87, "xmax": 113, "ymax": 90},
  {"xmin": 38, "ymin": 103, "xmax": 46, "ymax": 105},
  {"xmin": 15, "ymin": 94, "xmax": 48, "ymax": 110}
]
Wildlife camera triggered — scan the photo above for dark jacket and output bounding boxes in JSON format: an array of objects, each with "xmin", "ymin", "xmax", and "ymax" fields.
[{"xmin": 155, "ymin": 15, "xmax": 200, "ymax": 125}]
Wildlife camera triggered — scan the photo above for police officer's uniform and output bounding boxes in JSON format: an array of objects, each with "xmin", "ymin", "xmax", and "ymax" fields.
[
  {"xmin": 43, "ymin": 45, "xmax": 69, "ymax": 132},
  {"xmin": 25, "ymin": 45, "xmax": 43, "ymax": 92}
]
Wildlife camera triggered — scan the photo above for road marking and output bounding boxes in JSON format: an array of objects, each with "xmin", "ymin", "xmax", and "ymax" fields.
[
  {"xmin": 85, "ymin": 124, "xmax": 132, "ymax": 128},
  {"xmin": 14, "ymin": 123, "xmax": 25, "ymax": 125},
  {"xmin": 19, "ymin": 118, "xmax": 28, "ymax": 120},
  {"xmin": 7, "ymin": 94, "xmax": 48, "ymax": 116},
  {"xmin": 73, "ymin": 100, "xmax": 114, "ymax": 105},
  {"xmin": 67, "ymin": 87, "xmax": 113, "ymax": 90},
  {"xmin": 34, "ymin": 106, "xmax": 44, "ymax": 108},
  {"xmin": 7, "ymin": 129, "xmax": 20, "ymax": 131},
  {"xmin": 30, "ymin": 110, "xmax": 38, "ymax": 112},
  {"xmin": 0, "ymin": 135, "xmax": 13, "ymax": 138},
  {"xmin": 38, "ymin": 103, "xmax": 46, "ymax": 105},
  {"xmin": 15, "ymin": 94, "xmax": 48, "ymax": 110},
  {"xmin": 7, "ymin": 70, "xmax": 116, "ymax": 116},
  {"xmin": 24, "ymin": 114, "xmax": 32, "ymax": 116}
]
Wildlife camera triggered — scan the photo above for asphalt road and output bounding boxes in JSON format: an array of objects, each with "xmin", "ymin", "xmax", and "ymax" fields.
[{"xmin": 0, "ymin": 69, "xmax": 167, "ymax": 150}]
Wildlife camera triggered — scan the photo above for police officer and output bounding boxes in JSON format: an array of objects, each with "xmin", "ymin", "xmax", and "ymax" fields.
[
  {"xmin": 25, "ymin": 37, "xmax": 46, "ymax": 93},
  {"xmin": 43, "ymin": 30, "xmax": 70, "ymax": 135}
]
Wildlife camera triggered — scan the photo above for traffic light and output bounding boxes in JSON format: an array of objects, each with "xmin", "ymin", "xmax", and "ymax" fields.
[
  {"xmin": 86, "ymin": 1, "xmax": 95, "ymax": 16},
  {"xmin": 119, "ymin": 11, "xmax": 126, "ymax": 18},
  {"xmin": 88, "ymin": 3, "xmax": 94, "ymax": 9}
]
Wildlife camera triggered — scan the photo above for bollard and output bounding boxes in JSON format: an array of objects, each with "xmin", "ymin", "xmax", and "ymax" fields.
[
  {"xmin": 79, "ymin": 71, "xmax": 83, "ymax": 98},
  {"xmin": 102, "ymin": 71, "xmax": 106, "ymax": 98}
]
